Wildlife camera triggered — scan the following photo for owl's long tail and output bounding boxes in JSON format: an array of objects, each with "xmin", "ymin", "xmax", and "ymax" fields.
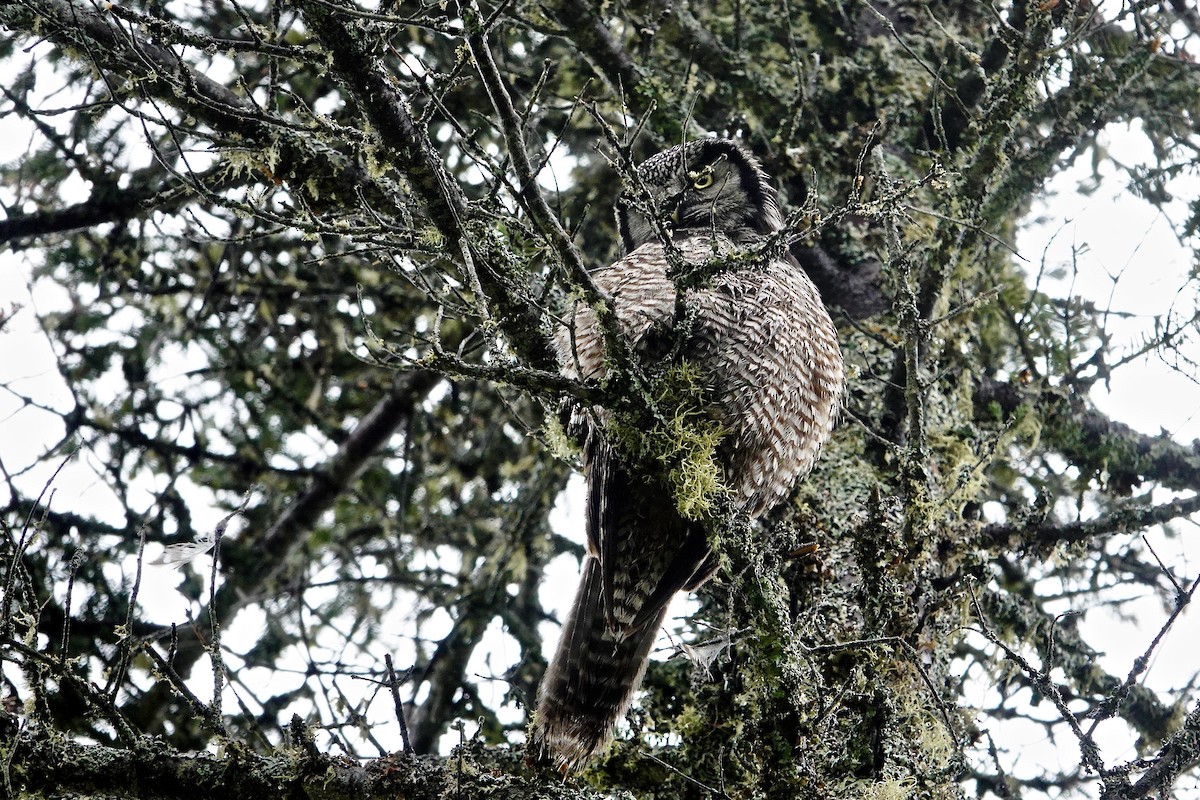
[{"xmin": 532, "ymin": 556, "xmax": 670, "ymax": 773}]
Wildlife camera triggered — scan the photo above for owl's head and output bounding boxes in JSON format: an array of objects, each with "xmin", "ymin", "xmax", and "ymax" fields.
[{"xmin": 616, "ymin": 139, "xmax": 785, "ymax": 254}]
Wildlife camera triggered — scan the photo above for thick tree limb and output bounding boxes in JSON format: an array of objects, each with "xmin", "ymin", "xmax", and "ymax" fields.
[
  {"xmin": 983, "ymin": 493, "xmax": 1200, "ymax": 549},
  {"xmin": 0, "ymin": 721, "xmax": 607, "ymax": 800},
  {"xmin": 0, "ymin": 161, "xmax": 243, "ymax": 244},
  {"xmin": 976, "ymin": 377, "xmax": 1200, "ymax": 496}
]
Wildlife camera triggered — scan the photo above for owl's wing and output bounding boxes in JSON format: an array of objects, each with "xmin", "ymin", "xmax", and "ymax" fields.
[
  {"xmin": 581, "ymin": 427, "xmax": 616, "ymax": 583},
  {"xmin": 583, "ymin": 424, "xmax": 712, "ymax": 635}
]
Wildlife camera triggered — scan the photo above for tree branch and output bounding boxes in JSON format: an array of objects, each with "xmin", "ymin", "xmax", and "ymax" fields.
[
  {"xmin": 0, "ymin": 720, "xmax": 608, "ymax": 800},
  {"xmin": 975, "ymin": 377, "xmax": 1200, "ymax": 495},
  {"xmin": 297, "ymin": 0, "xmax": 556, "ymax": 369},
  {"xmin": 141, "ymin": 370, "xmax": 439, "ymax": 684},
  {"xmin": 982, "ymin": 493, "xmax": 1200, "ymax": 549}
]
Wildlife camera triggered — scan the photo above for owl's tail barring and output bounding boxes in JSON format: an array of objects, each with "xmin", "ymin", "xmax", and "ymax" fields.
[{"xmin": 532, "ymin": 557, "xmax": 669, "ymax": 773}]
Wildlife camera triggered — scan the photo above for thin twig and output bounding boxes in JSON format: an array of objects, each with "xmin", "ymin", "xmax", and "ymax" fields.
[
  {"xmin": 384, "ymin": 654, "xmax": 414, "ymax": 754},
  {"xmin": 969, "ymin": 587, "xmax": 1105, "ymax": 775},
  {"xmin": 639, "ymin": 751, "xmax": 732, "ymax": 798}
]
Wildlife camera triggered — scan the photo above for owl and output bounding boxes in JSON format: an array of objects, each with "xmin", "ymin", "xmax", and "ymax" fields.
[{"xmin": 533, "ymin": 139, "xmax": 844, "ymax": 772}]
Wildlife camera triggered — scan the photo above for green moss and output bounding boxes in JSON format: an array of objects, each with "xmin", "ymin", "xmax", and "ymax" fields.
[
  {"xmin": 608, "ymin": 361, "xmax": 730, "ymax": 521},
  {"xmin": 541, "ymin": 412, "xmax": 579, "ymax": 463},
  {"xmin": 842, "ymin": 777, "xmax": 917, "ymax": 799}
]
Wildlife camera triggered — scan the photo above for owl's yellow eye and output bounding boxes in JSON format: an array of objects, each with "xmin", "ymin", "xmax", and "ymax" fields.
[{"xmin": 692, "ymin": 171, "xmax": 715, "ymax": 190}]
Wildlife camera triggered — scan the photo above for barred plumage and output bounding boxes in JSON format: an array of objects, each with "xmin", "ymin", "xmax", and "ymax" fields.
[{"xmin": 534, "ymin": 139, "xmax": 844, "ymax": 772}]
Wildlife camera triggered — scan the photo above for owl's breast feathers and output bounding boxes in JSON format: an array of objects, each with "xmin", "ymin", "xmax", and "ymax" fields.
[{"xmin": 559, "ymin": 234, "xmax": 844, "ymax": 517}]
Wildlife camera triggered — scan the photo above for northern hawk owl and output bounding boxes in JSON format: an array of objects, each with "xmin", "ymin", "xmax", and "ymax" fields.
[{"xmin": 534, "ymin": 139, "xmax": 844, "ymax": 772}]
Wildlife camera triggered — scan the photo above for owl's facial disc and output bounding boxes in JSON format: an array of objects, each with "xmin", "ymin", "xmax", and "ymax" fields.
[
  {"xmin": 616, "ymin": 139, "xmax": 783, "ymax": 253},
  {"xmin": 672, "ymin": 156, "xmax": 737, "ymax": 229}
]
